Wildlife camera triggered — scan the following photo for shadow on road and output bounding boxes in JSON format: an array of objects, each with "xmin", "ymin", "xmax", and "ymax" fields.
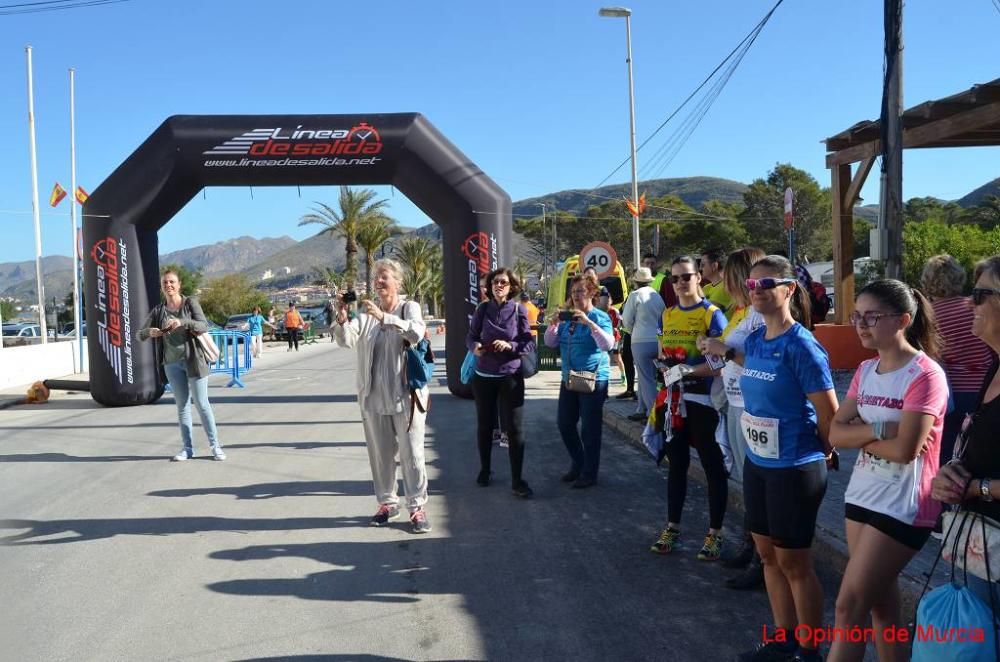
[
  {"xmin": 212, "ymin": 395, "xmax": 357, "ymax": 405},
  {"xmin": 0, "ymin": 452, "xmax": 164, "ymax": 463},
  {"xmin": 147, "ymin": 479, "xmax": 424, "ymax": 501},
  {"xmin": 0, "ymin": 516, "xmax": 364, "ymax": 546}
]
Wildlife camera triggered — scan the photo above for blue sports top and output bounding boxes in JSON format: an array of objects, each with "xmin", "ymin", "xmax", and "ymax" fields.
[
  {"xmin": 556, "ymin": 309, "xmax": 613, "ymax": 382},
  {"xmin": 739, "ymin": 323, "xmax": 833, "ymax": 468}
]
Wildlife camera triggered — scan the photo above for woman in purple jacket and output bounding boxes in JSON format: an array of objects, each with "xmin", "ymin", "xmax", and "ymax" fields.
[{"xmin": 467, "ymin": 267, "xmax": 537, "ymax": 498}]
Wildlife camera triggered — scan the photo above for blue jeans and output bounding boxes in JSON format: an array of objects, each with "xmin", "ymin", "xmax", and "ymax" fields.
[
  {"xmin": 557, "ymin": 380, "xmax": 609, "ymax": 481},
  {"xmin": 631, "ymin": 341, "xmax": 660, "ymax": 416},
  {"xmin": 164, "ymin": 360, "xmax": 220, "ymax": 454}
]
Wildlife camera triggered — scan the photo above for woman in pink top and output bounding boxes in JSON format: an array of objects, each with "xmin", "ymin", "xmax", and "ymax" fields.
[
  {"xmin": 921, "ymin": 254, "xmax": 994, "ymax": 462},
  {"xmin": 827, "ymin": 280, "xmax": 948, "ymax": 662}
]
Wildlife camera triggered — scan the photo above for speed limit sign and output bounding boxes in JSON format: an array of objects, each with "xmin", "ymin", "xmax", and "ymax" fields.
[{"xmin": 579, "ymin": 241, "xmax": 618, "ymax": 279}]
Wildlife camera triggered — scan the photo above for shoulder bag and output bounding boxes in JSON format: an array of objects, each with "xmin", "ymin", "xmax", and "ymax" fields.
[
  {"xmin": 566, "ymin": 369, "xmax": 596, "ymax": 393},
  {"xmin": 183, "ymin": 298, "xmax": 220, "ymax": 364}
]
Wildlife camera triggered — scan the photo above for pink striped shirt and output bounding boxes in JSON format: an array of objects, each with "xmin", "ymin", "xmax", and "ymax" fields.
[{"xmin": 933, "ymin": 296, "xmax": 993, "ymax": 393}]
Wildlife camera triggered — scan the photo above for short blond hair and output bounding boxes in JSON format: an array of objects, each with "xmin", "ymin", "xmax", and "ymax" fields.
[
  {"xmin": 373, "ymin": 258, "xmax": 404, "ymax": 284},
  {"xmin": 920, "ymin": 254, "xmax": 966, "ymax": 300}
]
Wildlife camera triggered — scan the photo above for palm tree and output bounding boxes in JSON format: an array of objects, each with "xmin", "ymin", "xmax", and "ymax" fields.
[
  {"xmin": 395, "ymin": 236, "xmax": 437, "ymax": 302},
  {"xmin": 425, "ymin": 248, "xmax": 445, "ymax": 317},
  {"xmin": 298, "ymin": 186, "xmax": 389, "ymax": 289},
  {"xmin": 511, "ymin": 257, "xmax": 536, "ymax": 292},
  {"xmin": 356, "ymin": 215, "xmax": 401, "ymax": 296}
]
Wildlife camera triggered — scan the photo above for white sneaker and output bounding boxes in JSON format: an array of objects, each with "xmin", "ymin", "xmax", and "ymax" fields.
[
  {"xmin": 172, "ymin": 450, "xmax": 192, "ymax": 462},
  {"xmin": 212, "ymin": 447, "xmax": 227, "ymax": 461}
]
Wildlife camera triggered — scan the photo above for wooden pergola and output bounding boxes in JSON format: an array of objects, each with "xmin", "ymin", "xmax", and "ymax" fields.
[{"xmin": 823, "ymin": 76, "xmax": 1000, "ymax": 323}]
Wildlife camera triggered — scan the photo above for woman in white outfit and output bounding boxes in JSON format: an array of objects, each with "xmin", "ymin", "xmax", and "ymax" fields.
[{"xmin": 333, "ymin": 258, "xmax": 431, "ymax": 534}]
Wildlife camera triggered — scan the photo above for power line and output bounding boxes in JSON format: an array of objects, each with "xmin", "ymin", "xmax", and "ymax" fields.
[
  {"xmin": 0, "ymin": 0, "xmax": 132, "ymax": 15},
  {"xmin": 595, "ymin": 0, "xmax": 786, "ymax": 188}
]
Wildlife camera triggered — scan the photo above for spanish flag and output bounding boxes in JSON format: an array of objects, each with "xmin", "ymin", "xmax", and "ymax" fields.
[
  {"xmin": 49, "ymin": 182, "xmax": 67, "ymax": 207},
  {"xmin": 75, "ymin": 186, "xmax": 89, "ymax": 205}
]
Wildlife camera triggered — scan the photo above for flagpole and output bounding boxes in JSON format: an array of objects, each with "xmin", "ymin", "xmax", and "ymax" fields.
[
  {"xmin": 26, "ymin": 45, "xmax": 48, "ymax": 343},
  {"xmin": 69, "ymin": 68, "xmax": 83, "ymax": 371}
]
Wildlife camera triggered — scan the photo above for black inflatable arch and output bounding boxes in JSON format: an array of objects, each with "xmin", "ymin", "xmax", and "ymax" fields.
[{"xmin": 82, "ymin": 114, "xmax": 510, "ymax": 406}]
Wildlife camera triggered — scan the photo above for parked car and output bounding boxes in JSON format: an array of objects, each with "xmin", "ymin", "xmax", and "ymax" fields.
[
  {"xmin": 224, "ymin": 314, "xmax": 252, "ymax": 332},
  {"xmin": 275, "ymin": 307, "xmax": 330, "ymax": 340},
  {"xmin": 3, "ymin": 323, "xmax": 41, "ymax": 338}
]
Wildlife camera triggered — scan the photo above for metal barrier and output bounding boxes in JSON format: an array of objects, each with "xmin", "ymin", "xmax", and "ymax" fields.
[
  {"xmin": 209, "ymin": 330, "xmax": 253, "ymax": 387},
  {"xmin": 163, "ymin": 330, "xmax": 252, "ymax": 394}
]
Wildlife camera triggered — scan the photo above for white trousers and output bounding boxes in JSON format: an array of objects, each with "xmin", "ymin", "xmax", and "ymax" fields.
[
  {"xmin": 361, "ymin": 400, "xmax": 428, "ymax": 513},
  {"xmin": 251, "ymin": 334, "xmax": 262, "ymax": 358}
]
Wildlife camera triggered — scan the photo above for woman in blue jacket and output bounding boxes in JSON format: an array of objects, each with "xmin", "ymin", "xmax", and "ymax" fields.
[
  {"xmin": 467, "ymin": 268, "xmax": 536, "ymax": 498},
  {"xmin": 544, "ymin": 274, "xmax": 615, "ymax": 488}
]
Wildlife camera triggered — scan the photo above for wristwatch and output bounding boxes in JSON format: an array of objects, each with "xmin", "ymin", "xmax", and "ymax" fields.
[
  {"xmin": 980, "ymin": 478, "xmax": 994, "ymax": 502},
  {"xmin": 724, "ymin": 347, "xmax": 737, "ymax": 363}
]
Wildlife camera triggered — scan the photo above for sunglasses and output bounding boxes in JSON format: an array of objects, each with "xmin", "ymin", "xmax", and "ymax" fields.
[
  {"xmin": 746, "ymin": 277, "xmax": 796, "ymax": 291},
  {"xmin": 848, "ymin": 311, "xmax": 903, "ymax": 328},
  {"xmin": 669, "ymin": 273, "xmax": 698, "ymax": 284},
  {"xmin": 492, "ymin": 280, "xmax": 510, "ymax": 287},
  {"xmin": 972, "ymin": 288, "xmax": 1000, "ymax": 306}
]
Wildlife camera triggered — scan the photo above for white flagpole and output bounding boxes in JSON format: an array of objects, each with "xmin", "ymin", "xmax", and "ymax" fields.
[
  {"xmin": 70, "ymin": 67, "xmax": 82, "ymax": 371},
  {"xmin": 26, "ymin": 45, "xmax": 48, "ymax": 343}
]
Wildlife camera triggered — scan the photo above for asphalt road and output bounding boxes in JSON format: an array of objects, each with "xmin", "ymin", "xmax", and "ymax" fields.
[{"xmin": 0, "ymin": 336, "xmax": 846, "ymax": 661}]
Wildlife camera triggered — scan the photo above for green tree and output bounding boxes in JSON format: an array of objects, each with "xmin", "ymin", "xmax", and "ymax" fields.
[
  {"xmin": 0, "ymin": 299, "xmax": 14, "ymax": 322},
  {"xmin": 511, "ymin": 257, "xmax": 537, "ymax": 290},
  {"xmin": 425, "ymin": 248, "xmax": 445, "ymax": 317},
  {"xmin": 311, "ymin": 266, "xmax": 347, "ymax": 291},
  {"xmin": 902, "ymin": 220, "xmax": 994, "ymax": 287},
  {"xmin": 159, "ymin": 263, "xmax": 202, "ymax": 298},
  {"xmin": 965, "ymin": 195, "xmax": 1000, "ymax": 230},
  {"xmin": 356, "ymin": 215, "xmax": 401, "ymax": 296},
  {"xmin": 298, "ymin": 186, "xmax": 390, "ymax": 288},
  {"xmin": 394, "ymin": 236, "xmax": 437, "ymax": 302},
  {"xmin": 197, "ymin": 274, "xmax": 270, "ymax": 324},
  {"xmin": 852, "ymin": 217, "xmax": 872, "ymax": 258},
  {"xmin": 739, "ymin": 164, "xmax": 832, "ymax": 261}
]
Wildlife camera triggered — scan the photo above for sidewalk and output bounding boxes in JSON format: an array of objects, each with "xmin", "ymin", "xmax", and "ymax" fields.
[{"xmin": 600, "ymin": 372, "xmax": 948, "ymax": 618}]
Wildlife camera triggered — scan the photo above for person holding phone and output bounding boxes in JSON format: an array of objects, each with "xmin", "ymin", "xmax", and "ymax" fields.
[
  {"xmin": 467, "ymin": 268, "xmax": 536, "ymax": 498},
  {"xmin": 544, "ymin": 275, "xmax": 615, "ymax": 488},
  {"xmin": 138, "ymin": 269, "xmax": 225, "ymax": 462}
]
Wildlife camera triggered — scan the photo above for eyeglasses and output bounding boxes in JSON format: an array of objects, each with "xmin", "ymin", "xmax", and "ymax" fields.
[
  {"xmin": 492, "ymin": 280, "xmax": 510, "ymax": 288},
  {"xmin": 570, "ymin": 288, "xmax": 589, "ymax": 295},
  {"xmin": 745, "ymin": 278, "xmax": 796, "ymax": 291},
  {"xmin": 972, "ymin": 288, "xmax": 1000, "ymax": 306},
  {"xmin": 669, "ymin": 273, "xmax": 697, "ymax": 284},
  {"xmin": 848, "ymin": 311, "xmax": 903, "ymax": 328}
]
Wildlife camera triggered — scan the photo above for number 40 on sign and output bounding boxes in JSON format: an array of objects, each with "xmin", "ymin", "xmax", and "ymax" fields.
[{"xmin": 579, "ymin": 241, "xmax": 618, "ymax": 279}]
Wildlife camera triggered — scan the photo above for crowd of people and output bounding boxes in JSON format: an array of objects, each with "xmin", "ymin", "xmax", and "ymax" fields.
[{"xmin": 138, "ymin": 247, "xmax": 1000, "ymax": 660}]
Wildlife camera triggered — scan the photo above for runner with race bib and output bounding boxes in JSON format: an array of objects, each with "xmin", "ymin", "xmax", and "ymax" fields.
[
  {"xmin": 827, "ymin": 279, "xmax": 947, "ymax": 662},
  {"xmin": 732, "ymin": 255, "xmax": 838, "ymax": 662}
]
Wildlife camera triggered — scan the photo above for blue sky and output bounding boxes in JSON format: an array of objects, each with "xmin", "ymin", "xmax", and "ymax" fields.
[{"xmin": 0, "ymin": 0, "xmax": 997, "ymax": 264}]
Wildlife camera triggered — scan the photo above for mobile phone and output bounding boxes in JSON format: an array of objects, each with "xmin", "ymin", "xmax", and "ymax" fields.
[
  {"xmin": 558, "ymin": 311, "xmax": 574, "ymax": 322},
  {"xmin": 342, "ymin": 291, "xmax": 357, "ymax": 304}
]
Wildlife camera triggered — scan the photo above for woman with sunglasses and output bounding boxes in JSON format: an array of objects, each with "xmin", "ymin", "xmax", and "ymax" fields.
[
  {"xmin": 826, "ymin": 280, "xmax": 946, "ymax": 662},
  {"xmin": 467, "ymin": 268, "xmax": 536, "ymax": 498},
  {"xmin": 649, "ymin": 256, "xmax": 729, "ymax": 561},
  {"xmin": 544, "ymin": 274, "xmax": 615, "ymax": 488},
  {"xmin": 931, "ymin": 256, "xmax": 1000, "ymax": 612},
  {"xmin": 722, "ymin": 255, "xmax": 837, "ymax": 662},
  {"xmin": 700, "ymin": 247, "xmax": 767, "ymax": 588}
]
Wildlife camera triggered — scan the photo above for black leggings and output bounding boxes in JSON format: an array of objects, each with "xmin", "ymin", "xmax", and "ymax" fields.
[
  {"xmin": 287, "ymin": 329, "xmax": 299, "ymax": 350},
  {"xmin": 621, "ymin": 332, "xmax": 635, "ymax": 392},
  {"xmin": 664, "ymin": 401, "xmax": 728, "ymax": 530},
  {"xmin": 472, "ymin": 374, "xmax": 525, "ymax": 486}
]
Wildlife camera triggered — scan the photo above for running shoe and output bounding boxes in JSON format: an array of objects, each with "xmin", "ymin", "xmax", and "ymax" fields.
[
  {"xmin": 410, "ymin": 508, "xmax": 432, "ymax": 534},
  {"xmin": 370, "ymin": 504, "xmax": 400, "ymax": 527},
  {"xmin": 172, "ymin": 450, "xmax": 193, "ymax": 462},
  {"xmin": 211, "ymin": 447, "xmax": 227, "ymax": 461},
  {"xmin": 696, "ymin": 533, "xmax": 724, "ymax": 561},
  {"xmin": 650, "ymin": 527, "xmax": 680, "ymax": 554},
  {"xmin": 736, "ymin": 641, "xmax": 798, "ymax": 662}
]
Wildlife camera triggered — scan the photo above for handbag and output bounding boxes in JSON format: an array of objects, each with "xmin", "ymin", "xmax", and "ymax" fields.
[
  {"xmin": 194, "ymin": 332, "xmax": 220, "ymax": 364},
  {"xmin": 942, "ymin": 508, "xmax": 1000, "ymax": 583},
  {"xmin": 461, "ymin": 350, "xmax": 477, "ymax": 385},
  {"xmin": 520, "ymin": 350, "xmax": 539, "ymax": 379},
  {"xmin": 912, "ymin": 507, "xmax": 1000, "ymax": 661},
  {"xmin": 566, "ymin": 369, "xmax": 596, "ymax": 393}
]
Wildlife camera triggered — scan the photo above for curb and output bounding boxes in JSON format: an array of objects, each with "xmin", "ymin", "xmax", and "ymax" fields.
[{"xmin": 602, "ymin": 407, "xmax": 930, "ymax": 617}]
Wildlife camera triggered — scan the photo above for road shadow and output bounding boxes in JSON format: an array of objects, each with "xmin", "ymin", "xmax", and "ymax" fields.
[
  {"xmin": 149, "ymin": 480, "xmax": 376, "ymax": 500},
  {"xmin": 0, "ymin": 516, "xmax": 363, "ymax": 546},
  {"xmin": 239, "ymin": 656, "xmax": 438, "ymax": 662},
  {"xmin": 211, "ymin": 395, "xmax": 357, "ymax": 404},
  {"xmin": 224, "ymin": 441, "xmax": 366, "ymax": 450},
  {"xmin": 5, "ymin": 399, "xmax": 103, "ymax": 411},
  {"xmin": 0, "ymin": 452, "xmax": 164, "ymax": 463}
]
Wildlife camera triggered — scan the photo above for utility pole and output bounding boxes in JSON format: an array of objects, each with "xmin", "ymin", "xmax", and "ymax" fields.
[{"xmin": 879, "ymin": 0, "xmax": 904, "ymax": 279}]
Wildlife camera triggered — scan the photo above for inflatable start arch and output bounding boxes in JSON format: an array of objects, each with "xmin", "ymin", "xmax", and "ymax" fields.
[{"xmin": 82, "ymin": 114, "xmax": 511, "ymax": 406}]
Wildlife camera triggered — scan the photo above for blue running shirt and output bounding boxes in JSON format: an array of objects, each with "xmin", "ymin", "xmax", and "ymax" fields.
[{"xmin": 739, "ymin": 323, "xmax": 833, "ymax": 468}]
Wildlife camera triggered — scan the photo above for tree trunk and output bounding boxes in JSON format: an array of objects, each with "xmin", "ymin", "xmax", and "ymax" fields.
[{"xmin": 365, "ymin": 254, "xmax": 374, "ymax": 297}]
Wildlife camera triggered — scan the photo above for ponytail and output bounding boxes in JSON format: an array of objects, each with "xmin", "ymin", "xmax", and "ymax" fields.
[
  {"xmin": 754, "ymin": 254, "xmax": 813, "ymax": 330},
  {"xmin": 791, "ymin": 284, "xmax": 813, "ymax": 331},
  {"xmin": 907, "ymin": 287, "xmax": 940, "ymax": 360}
]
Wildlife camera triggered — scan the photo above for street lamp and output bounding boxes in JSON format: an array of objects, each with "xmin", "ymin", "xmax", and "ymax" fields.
[
  {"xmin": 599, "ymin": 6, "xmax": 641, "ymax": 271},
  {"xmin": 535, "ymin": 203, "xmax": 547, "ymax": 278}
]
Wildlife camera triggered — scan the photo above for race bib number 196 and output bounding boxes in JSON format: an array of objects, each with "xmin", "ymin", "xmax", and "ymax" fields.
[{"xmin": 741, "ymin": 411, "xmax": 780, "ymax": 459}]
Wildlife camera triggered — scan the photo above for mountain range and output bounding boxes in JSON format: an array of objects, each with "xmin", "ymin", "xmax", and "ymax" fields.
[{"xmin": 3, "ymin": 175, "xmax": 995, "ymax": 304}]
